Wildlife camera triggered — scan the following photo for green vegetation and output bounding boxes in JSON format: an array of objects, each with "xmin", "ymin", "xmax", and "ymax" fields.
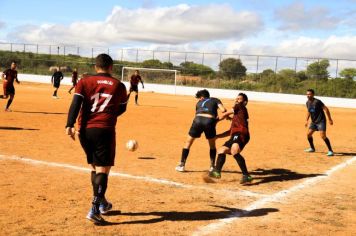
[{"xmin": 1, "ymin": 50, "xmax": 355, "ymax": 98}]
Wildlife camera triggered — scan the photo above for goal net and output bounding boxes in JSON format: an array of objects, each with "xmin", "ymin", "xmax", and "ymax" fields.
[{"xmin": 121, "ymin": 66, "xmax": 178, "ymax": 88}]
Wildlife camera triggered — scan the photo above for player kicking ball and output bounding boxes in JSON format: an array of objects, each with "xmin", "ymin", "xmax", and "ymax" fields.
[{"xmin": 209, "ymin": 93, "xmax": 253, "ymax": 185}]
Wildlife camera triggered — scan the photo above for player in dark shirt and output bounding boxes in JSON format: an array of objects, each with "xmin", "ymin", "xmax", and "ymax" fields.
[
  {"xmin": 128, "ymin": 70, "xmax": 144, "ymax": 105},
  {"xmin": 51, "ymin": 68, "xmax": 64, "ymax": 98},
  {"xmin": 209, "ymin": 93, "xmax": 253, "ymax": 184},
  {"xmin": 0, "ymin": 61, "xmax": 20, "ymax": 112},
  {"xmin": 68, "ymin": 68, "xmax": 78, "ymax": 94},
  {"xmin": 175, "ymin": 89, "xmax": 227, "ymax": 172},
  {"xmin": 305, "ymin": 89, "xmax": 334, "ymax": 156},
  {"xmin": 65, "ymin": 54, "xmax": 127, "ymax": 224}
]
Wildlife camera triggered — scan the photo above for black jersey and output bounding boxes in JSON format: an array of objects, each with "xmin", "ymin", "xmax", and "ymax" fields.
[
  {"xmin": 195, "ymin": 97, "xmax": 222, "ymax": 118},
  {"xmin": 52, "ymin": 71, "xmax": 63, "ymax": 82},
  {"xmin": 306, "ymin": 98, "xmax": 326, "ymax": 123}
]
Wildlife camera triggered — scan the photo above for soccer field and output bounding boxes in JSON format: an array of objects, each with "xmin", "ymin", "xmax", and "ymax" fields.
[{"xmin": 0, "ymin": 82, "xmax": 355, "ymax": 235}]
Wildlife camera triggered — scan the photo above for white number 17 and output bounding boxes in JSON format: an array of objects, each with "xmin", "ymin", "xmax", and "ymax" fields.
[{"xmin": 90, "ymin": 93, "xmax": 113, "ymax": 112}]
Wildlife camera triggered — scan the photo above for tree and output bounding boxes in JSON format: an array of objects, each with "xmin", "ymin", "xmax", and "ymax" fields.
[
  {"xmin": 142, "ymin": 59, "xmax": 163, "ymax": 68},
  {"xmin": 306, "ymin": 59, "xmax": 330, "ymax": 80},
  {"xmin": 179, "ymin": 61, "xmax": 215, "ymax": 76},
  {"xmin": 339, "ymin": 68, "xmax": 356, "ymax": 80},
  {"xmin": 219, "ymin": 58, "xmax": 247, "ymax": 80}
]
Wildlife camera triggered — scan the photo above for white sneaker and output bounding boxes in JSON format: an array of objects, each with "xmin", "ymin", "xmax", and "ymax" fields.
[
  {"xmin": 175, "ymin": 164, "xmax": 185, "ymax": 172},
  {"xmin": 209, "ymin": 166, "xmax": 214, "ymax": 172}
]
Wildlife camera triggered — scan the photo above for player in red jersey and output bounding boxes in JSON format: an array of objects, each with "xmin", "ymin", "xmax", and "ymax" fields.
[
  {"xmin": 128, "ymin": 70, "xmax": 144, "ymax": 105},
  {"xmin": 0, "ymin": 61, "xmax": 20, "ymax": 111},
  {"xmin": 68, "ymin": 68, "xmax": 78, "ymax": 94},
  {"xmin": 65, "ymin": 54, "xmax": 127, "ymax": 224},
  {"xmin": 209, "ymin": 93, "xmax": 253, "ymax": 184}
]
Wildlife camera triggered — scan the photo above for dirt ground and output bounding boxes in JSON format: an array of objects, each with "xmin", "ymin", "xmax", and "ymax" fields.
[{"xmin": 0, "ymin": 82, "xmax": 355, "ymax": 235}]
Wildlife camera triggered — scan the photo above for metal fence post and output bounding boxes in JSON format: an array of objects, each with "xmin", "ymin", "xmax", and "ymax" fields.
[
  {"xmin": 294, "ymin": 57, "xmax": 298, "ymax": 74},
  {"xmin": 275, "ymin": 56, "xmax": 278, "ymax": 73},
  {"xmin": 136, "ymin": 49, "xmax": 138, "ymax": 63},
  {"xmin": 121, "ymin": 49, "xmax": 123, "ymax": 61},
  {"xmin": 335, "ymin": 59, "xmax": 339, "ymax": 78}
]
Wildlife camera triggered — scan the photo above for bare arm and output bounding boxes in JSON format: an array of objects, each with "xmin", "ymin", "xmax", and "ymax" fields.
[
  {"xmin": 323, "ymin": 105, "xmax": 333, "ymax": 125},
  {"xmin": 305, "ymin": 111, "xmax": 310, "ymax": 127}
]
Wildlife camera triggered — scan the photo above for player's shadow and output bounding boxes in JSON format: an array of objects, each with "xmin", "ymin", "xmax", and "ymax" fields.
[
  {"xmin": 0, "ymin": 126, "xmax": 39, "ymax": 131},
  {"xmin": 138, "ymin": 157, "xmax": 156, "ymax": 160},
  {"xmin": 247, "ymin": 168, "xmax": 324, "ymax": 186},
  {"xmin": 13, "ymin": 110, "xmax": 66, "ymax": 115},
  {"xmin": 333, "ymin": 152, "xmax": 356, "ymax": 156},
  {"xmin": 105, "ymin": 205, "xmax": 278, "ymax": 224}
]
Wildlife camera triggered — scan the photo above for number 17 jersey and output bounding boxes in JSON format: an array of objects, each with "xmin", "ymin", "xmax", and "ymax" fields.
[{"xmin": 75, "ymin": 73, "xmax": 127, "ymax": 130}]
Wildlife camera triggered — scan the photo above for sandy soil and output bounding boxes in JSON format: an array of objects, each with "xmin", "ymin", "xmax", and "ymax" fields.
[{"xmin": 0, "ymin": 82, "xmax": 355, "ymax": 235}]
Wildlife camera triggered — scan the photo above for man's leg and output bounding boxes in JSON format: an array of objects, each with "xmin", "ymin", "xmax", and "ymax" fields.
[
  {"xmin": 320, "ymin": 131, "xmax": 333, "ymax": 155},
  {"xmin": 306, "ymin": 129, "xmax": 315, "ymax": 152},
  {"xmin": 134, "ymin": 91, "xmax": 138, "ymax": 105},
  {"xmin": 208, "ymin": 138, "xmax": 217, "ymax": 170},
  {"xmin": 176, "ymin": 136, "xmax": 195, "ymax": 172},
  {"xmin": 209, "ymin": 146, "xmax": 230, "ymax": 178},
  {"xmin": 5, "ymin": 94, "xmax": 14, "ymax": 111},
  {"xmin": 231, "ymin": 144, "xmax": 252, "ymax": 184}
]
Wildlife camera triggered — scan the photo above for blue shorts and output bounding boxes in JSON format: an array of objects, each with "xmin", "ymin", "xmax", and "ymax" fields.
[{"xmin": 309, "ymin": 121, "xmax": 326, "ymax": 131}]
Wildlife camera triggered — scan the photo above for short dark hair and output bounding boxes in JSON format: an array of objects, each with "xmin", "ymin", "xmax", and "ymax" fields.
[
  {"xmin": 95, "ymin": 54, "xmax": 113, "ymax": 70},
  {"xmin": 238, "ymin": 92, "xmax": 248, "ymax": 103},
  {"xmin": 195, "ymin": 89, "xmax": 210, "ymax": 98},
  {"xmin": 307, "ymin": 89, "xmax": 315, "ymax": 94},
  {"xmin": 11, "ymin": 61, "xmax": 17, "ymax": 64}
]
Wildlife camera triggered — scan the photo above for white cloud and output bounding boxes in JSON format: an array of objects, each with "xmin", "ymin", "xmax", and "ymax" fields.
[
  {"xmin": 8, "ymin": 4, "xmax": 262, "ymax": 46},
  {"xmin": 274, "ymin": 2, "xmax": 340, "ymax": 31},
  {"xmin": 0, "ymin": 21, "xmax": 5, "ymax": 29}
]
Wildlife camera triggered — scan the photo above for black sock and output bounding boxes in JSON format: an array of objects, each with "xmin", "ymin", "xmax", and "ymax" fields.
[
  {"xmin": 215, "ymin": 154, "xmax": 226, "ymax": 172},
  {"xmin": 308, "ymin": 137, "xmax": 315, "ymax": 150},
  {"xmin": 323, "ymin": 137, "xmax": 333, "ymax": 152},
  {"xmin": 6, "ymin": 98, "xmax": 13, "ymax": 109},
  {"xmin": 53, "ymin": 90, "xmax": 57, "ymax": 96},
  {"xmin": 92, "ymin": 173, "xmax": 108, "ymax": 206},
  {"xmin": 135, "ymin": 95, "xmax": 138, "ymax": 103},
  {"xmin": 0, "ymin": 95, "xmax": 3, "ymax": 99},
  {"xmin": 91, "ymin": 171, "xmax": 96, "ymax": 188},
  {"xmin": 209, "ymin": 149, "xmax": 216, "ymax": 167},
  {"xmin": 180, "ymin": 148, "xmax": 189, "ymax": 164},
  {"xmin": 233, "ymin": 154, "xmax": 249, "ymax": 176}
]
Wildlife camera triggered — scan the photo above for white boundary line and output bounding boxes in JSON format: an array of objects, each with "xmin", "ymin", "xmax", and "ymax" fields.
[
  {"xmin": 0, "ymin": 154, "xmax": 266, "ymax": 199},
  {"xmin": 192, "ymin": 156, "xmax": 356, "ymax": 236}
]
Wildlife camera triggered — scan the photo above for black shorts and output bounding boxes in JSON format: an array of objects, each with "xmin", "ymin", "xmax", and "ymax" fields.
[
  {"xmin": 130, "ymin": 85, "xmax": 138, "ymax": 93},
  {"xmin": 188, "ymin": 116, "xmax": 217, "ymax": 139},
  {"xmin": 79, "ymin": 128, "xmax": 116, "ymax": 166},
  {"xmin": 309, "ymin": 121, "xmax": 326, "ymax": 131},
  {"xmin": 53, "ymin": 82, "xmax": 60, "ymax": 88},
  {"xmin": 4, "ymin": 85, "xmax": 15, "ymax": 96},
  {"xmin": 223, "ymin": 132, "xmax": 250, "ymax": 151}
]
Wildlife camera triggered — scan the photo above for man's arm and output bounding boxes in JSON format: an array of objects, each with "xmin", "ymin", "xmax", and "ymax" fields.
[
  {"xmin": 216, "ymin": 130, "xmax": 230, "ymax": 139},
  {"xmin": 51, "ymin": 74, "xmax": 54, "ymax": 84},
  {"xmin": 323, "ymin": 105, "xmax": 333, "ymax": 125},
  {"xmin": 305, "ymin": 111, "xmax": 310, "ymax": 127},
  {"xmin": 65, "ymin": 94, "xmax": 84, "ymax": 140},
  {"xmin": 15, "ymin": 73, "xmax": 20, "ymax": 84},
  {"xmin": 140, "ymin": 77, "xmax": 144, "ymax": 89},
  {"xmin": 117, "ymin": 83, "xmax": 128, "ymax": 116},
  {"xmin": 60, "ymin": 72, "xmax": 64, "ymax": 80},
  {"xmin": 218, "ymin": 108, "xmax": 234, "ymax": 121}
]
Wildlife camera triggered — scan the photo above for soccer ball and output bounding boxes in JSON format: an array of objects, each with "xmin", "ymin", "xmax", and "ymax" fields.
[{"xmin": 126, "ymin": 140, "xmax": 138, "ymax": 152}]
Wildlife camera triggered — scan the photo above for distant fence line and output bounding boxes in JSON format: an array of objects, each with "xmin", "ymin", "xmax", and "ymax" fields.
[{"xmin": 0, "ymin": 42, "xmax": 356, "ymax": 78}]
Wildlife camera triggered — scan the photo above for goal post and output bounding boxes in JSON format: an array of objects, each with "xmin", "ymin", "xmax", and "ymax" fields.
[{"xmin": 121, "ymin": 66, "xmax": 178, "ymax": 94}]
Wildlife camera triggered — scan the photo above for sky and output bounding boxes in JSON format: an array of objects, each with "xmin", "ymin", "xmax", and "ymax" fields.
[{"xmin": 0, "ymin": 0, "xmax": 355, "ymax": 62}]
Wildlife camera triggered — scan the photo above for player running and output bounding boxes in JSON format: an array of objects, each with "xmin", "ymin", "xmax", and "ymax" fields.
[
  {"xmin": 0, "ymin": 61, "xmax": 20, "ymax": 112},
  {"xmin": 51, "ymin": 68, "xmax": 64, "ymax": 98},
  {"xmin": 128, "ymin": 70, "xmax": 144, "ymax": 105},
  {"xmin": 68, "ymin": 68, "xmax": 78, "ymax": 94},
  {"xmin": 209, "ymin": 93, "xmax": 253, "ymax": 185},
  {"xmin": 175, "ymin": 89, "xmax": 227, "ymax": 172},
  {"xmin": 304, "ymin": 89, "xmax": 334, "ymax": 156},
  {"xmin": 65, "ymin": 54, "xmax": 127, "ymax": 224}
]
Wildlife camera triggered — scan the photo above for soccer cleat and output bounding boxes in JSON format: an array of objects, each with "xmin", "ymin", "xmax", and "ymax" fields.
[
  {"xmin": 209, "ymin": 166, "xmax": 214, "ymax": 172},
  {"xmin": 4, "ymin": 108, "xmax": 12, "ymax": 112},
  {"xmin": 304, "ymin": 148, "xmax": 315, "ymax": 153},
  {"xmin": 86, "ymin": 206, "xmax": 105, "ymax": 224},
  {"xmin": 240, "ymin": 175, "xmax": 253, "ymax": 184},
  {"xmin": 99, "ymin": 200, "xmax": 113, "ymax": 215},
  {"xmin": 326, "ymin": 151, "xmax": 334, "ymax": 157},
  {"xmin": 209, "ymin": 170, "xmax": 221, "ymax": 179},
  {"xmin": 175, "ymin": 163, "xmax": 185, "ymax": 172}
]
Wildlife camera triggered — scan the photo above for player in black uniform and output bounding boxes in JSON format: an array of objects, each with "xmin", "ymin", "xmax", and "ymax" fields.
[
  {"xmin": 305, "ymin": 89, "xmax": 334, "ymax": 156},
  {"xmin": 51, "ymin": 68, "xmax": 63, "ymax": 98},
  {"xmin": 175, "ymin": 89, "xmax": 227, "ymax": 172},
  {"xmin": 128, "ymin": 70, "xmax": 144, "ymax": 105}
]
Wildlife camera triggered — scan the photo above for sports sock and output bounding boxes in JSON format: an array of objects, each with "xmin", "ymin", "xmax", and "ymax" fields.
[
  {"xmin": 53, "ymin": 90, "xmax": 57, "ymax": 96},
  {"xmin": 91, "ymin": 171, "xmax": 96, "ymax": 188},
  {"xmin": 307, "ymin": 137, "xmax": 315, "ymax": 150},
  {"xmin": 6, "ymin": 98, "xmax": 13, "ymax": 109},
  {"xmin": 135, "ymin": 95, "xmax": 138, "ymax": 104},
  {"xmin": 180, "ymin": 148, "xmax": 189, "ymax": 164},
  {"xmin": 209, "ymin": 149, "xmax": 216, "ymax": 167},
  {"xmin": 323, "ymin": 137, "xmax": 333, "ymax": 152},
  {"xmin": 92, "ymin": 173, "xmax": 108, "ymax": 209},
  {"xmin": 0, "ymin": 95, "xmax": 4, "ymax": 99},
  {"xmin": 215, "ymin": 154, "xmax": 226, "ymax": 172},
  {"xmin": 233, "ymin": 154, "xmax": 249, "ymax": 176}
]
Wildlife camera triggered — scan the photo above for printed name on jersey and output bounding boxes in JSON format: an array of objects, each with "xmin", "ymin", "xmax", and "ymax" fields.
[{"xmin": 97, "ymin": 80, "xmax": 113, "ymax": 85}]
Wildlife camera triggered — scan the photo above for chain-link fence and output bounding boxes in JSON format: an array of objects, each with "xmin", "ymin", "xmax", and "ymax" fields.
[{"xmin": 1, "ymin": 42, "xmax": 355, "ymax": 98}]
